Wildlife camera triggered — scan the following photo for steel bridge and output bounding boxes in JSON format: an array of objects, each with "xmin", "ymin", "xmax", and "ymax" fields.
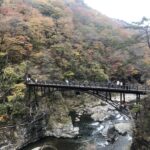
[{"xmin": 26, "ymin": 80, "xmax": 149, "ymax": 111}]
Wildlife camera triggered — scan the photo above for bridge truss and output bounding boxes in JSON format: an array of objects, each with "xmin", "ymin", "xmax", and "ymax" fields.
[{"xmin": 26, "ymin": 81, "xmax": 149, "ymax": 114}]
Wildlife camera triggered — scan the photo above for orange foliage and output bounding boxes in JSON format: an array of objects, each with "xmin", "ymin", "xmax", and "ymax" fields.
[{"xmin": 0, "ymin": 115, "xmax": 9, "ymax": 122}]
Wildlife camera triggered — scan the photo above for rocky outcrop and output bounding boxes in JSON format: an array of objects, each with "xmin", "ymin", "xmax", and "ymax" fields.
[
  {"xmin": 45, "ymin": 122, "xmax": 79, "ymax": 138},
  {"xmin": 90, "ymin": 105, "xmax": 114, "ymax": 121},
  {"xmin": 114, "ymin": 122, "xmax": 132, "ymax": 135},
  {"xmin": 0, "ymin": 112, "xmax": 79, "ymax": 150},
  {"xmin": 74, "ymin": 99, "xmax": 115, "ymax": 122}
]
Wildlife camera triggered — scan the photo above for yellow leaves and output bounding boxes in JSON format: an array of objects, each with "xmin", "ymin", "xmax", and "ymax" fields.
[
  {"xmin": 63, "ymin": 71, "xmax": 75, "ymax": 79},
  {"xmin": 73, "ymin": 50, "xmax": 83, "ymax": 60},
  {"xmin": 7, "ymin": 83, "xmax": 26, "ymax": 102},
  {"xmin": 73, "ymin": 51, "xmax": 80, "ymax": 57},
  {"xmin": 3, "ymin": 66, "xmax": 17, "ymax": 79},
  {"xmin": 7, "ymin": 95, "xmax": 15, "ymax": 102},
  {"xmin": 3, "ymin": 62, "xmax": 27, "ymax": 82},
  {"xmin": 16, "ymin": 62, "xmax": 27, "ymax": 75},
  {"xmin": 90, "ymin": 63, "xmax": 108, "ymax": 81},
  {"xmin": 0, "ymin": 52, "xmax": 7, "ymax": 57},
  {"xmin": 13, "ymin": 83, "xmax": 26, "ymax": 94},
  {"xmin": 33, "ymin": 51, "xmax": 45, "ymax": 58},
  {"xmin": 2, "ymin": 62, "xmax": 27, "ymax": 101}
]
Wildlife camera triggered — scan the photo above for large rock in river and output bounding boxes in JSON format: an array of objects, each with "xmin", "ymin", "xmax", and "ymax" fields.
[{"xmin": 114, "ymin": 122, "xmax": 132, "ymax": 135}]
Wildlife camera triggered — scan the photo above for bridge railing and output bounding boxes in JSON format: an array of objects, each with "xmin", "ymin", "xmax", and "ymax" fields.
[{"xmin": 26, "ymin": 80, "xmax": 150, "ymax": 92}]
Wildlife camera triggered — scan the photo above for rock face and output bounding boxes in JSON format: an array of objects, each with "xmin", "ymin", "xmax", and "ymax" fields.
[
  {"xmin": 0, "ymin": 93, "xmax": 135, "ymax": 150},
  {"xmin": 45, "ymin": 122, "xmax": 79, "ymax": 138},
  {"xmin": 114, "ymin": 122, "xmax": 132, "ymax": 135},
  {"xmin": 0, "ymin": 112, "xmax": 79, "ymax": 150},
  {"xmin": 75, "ymin": 99, "xmax": 115, "ymax": 122},
  {"xmin": 90, "ymin": 105, "xmax": 114, "ymax": 121},
  {"xmin": 0, "ymin": 94, "xmax": 81, "ymax": 150}
]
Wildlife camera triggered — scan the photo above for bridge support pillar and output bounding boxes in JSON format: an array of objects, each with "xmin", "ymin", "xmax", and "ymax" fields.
[
  {"xmin": 43, "ymin": 87, "xmax": 45, "ymax": 95},
  {"xmin": 109, "ymin": 92, "xmax": 111, "ymax": 100},
  {"xmin": 26, "ymin": 86, "xmax": 36, "ymax": 116},
  {"xmin": 26, "ymin": 86, "xmax": 31, "ymax": 103},
  {"xmin": 40, "ymin": 86, "xmax": 43, "ymax": 96},
  {"xmin": 33, "ymin": 86, "xmax": 36, "ymax": 97},
  {"xmin": 106, "ymin": 92, "xmax": 108, "ymax": 100},
  {"xmin": 136, "ymin": 94, "xmax": 140, "ymax": 104},
  {"xmin": 123, "ymin": 93, "xmax": 125, "ymax": 103},
  {"xmin": 120, "ymin": 93, "xmax": 122, "ymax": 104},
  {"xmin": 34, "ymin": 86, "xmax": 38, "ymax": 108},
  {"xmin": 120, "ymin": 93, "xmax": 126, "ymax": 104},
  {"xmin": 106, "ymin": 92, "xmax": 111, "ymax": 101}
]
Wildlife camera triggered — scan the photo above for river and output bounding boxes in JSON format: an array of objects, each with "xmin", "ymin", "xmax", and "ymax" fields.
[{"xmin": 22, "ymin": 94, "xmax": 136, "ymax": 150}]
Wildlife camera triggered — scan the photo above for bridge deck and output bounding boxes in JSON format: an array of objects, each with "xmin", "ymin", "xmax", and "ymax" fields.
[{"xmin": 26, "ymin": 82, "xmax": 149, "ymax": 95}]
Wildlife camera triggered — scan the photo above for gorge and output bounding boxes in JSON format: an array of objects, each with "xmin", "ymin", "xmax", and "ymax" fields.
[{"xmin": 0, "ymin": 0, "xmax": 150, "ymax": 149}]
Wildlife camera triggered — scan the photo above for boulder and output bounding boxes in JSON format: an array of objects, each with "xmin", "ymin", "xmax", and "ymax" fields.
[
  {"xmin": 90, "ymin": 105, "xmax": 112, "ymax": 121},
  {"xmin": 107, "ymin": 126, "xmax": 117, "ymax": 143},
  {"xmin": 46, "ymin": 122, "xmax": 79, "ymax": 138},
  {"xmin": 114, "ymin": 123, "xmax": 132, "ymax": 135}
]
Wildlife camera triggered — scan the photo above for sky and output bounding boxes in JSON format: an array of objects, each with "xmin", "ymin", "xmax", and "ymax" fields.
[{"xmin": 84, "ymin": 0, "xmax": 150, "ymax": 23}]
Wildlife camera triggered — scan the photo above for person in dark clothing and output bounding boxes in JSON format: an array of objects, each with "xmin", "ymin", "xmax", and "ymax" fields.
[
  {"xmin": 26, "ymin": 74, "xmax": 31, "ymax": 83},
  {"xmin": 123, "ymin": 81, "xmax": 126, "ymax": 89}
]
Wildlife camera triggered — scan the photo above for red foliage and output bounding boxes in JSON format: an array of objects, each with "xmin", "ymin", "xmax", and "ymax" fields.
[{"xmin": 0, "ymin": 7, "xmax": 15, "ymax": 15}]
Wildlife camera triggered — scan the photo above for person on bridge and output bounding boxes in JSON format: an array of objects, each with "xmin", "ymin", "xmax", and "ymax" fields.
[
  {"xmin": 120, "ymin": 81, "xmax": 123, "ymax": 88},
  {"xmin": 116, "ymin": 80, "xmax": 120, "ymax": 87},
  {"xmin": 35, "ymin": 78, "xmax": 38, "ymax": 83},
  {"xmin": 122, "ymin": 81, "xmax": 126, "ymax": 89},
  {"xmin": 26, "ymin": 74, "xmax": 31, "ymax": 83},
  {"xmin": 65, "ymin": 79, "xmax": 69, "ymax": 85}
]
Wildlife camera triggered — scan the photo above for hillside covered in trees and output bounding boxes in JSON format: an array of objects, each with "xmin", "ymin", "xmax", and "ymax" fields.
[
  {"xmin": 0, "ymin": 0, "xmax": 150, "ymax": 114},
  {"xmin": 0, "ymin": 0, "xmax": 150, "ymax": 148}
]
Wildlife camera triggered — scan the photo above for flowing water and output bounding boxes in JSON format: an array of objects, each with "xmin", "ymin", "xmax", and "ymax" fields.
[{"xmin": 23, "ymin": 110, "xmax": 133, "ymax": 150}]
